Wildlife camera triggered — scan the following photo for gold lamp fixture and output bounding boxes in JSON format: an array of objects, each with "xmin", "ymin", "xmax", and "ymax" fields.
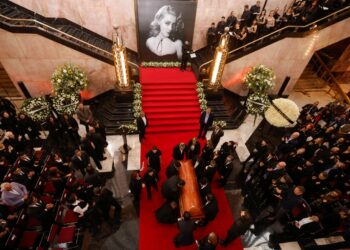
[
  {"xmin": 112, "ymin": 25, "xmax": 130, "ymax": 89},
  {"xmin": 209, "ymin": 28, "xmax": 230, "ymax": 88}
]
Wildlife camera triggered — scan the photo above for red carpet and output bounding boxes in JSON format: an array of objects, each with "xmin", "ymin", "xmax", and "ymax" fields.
[{"xmin": 139, "ymin": 67, "xmax": 243, "ymax": 250}]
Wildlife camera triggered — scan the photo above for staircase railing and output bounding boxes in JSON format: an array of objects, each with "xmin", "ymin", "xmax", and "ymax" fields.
[
  {"xmin": 0, "ymin": 14, "xmax": 139, "ymax": 70},
  {"xmin": 312, "ymin": 52, "xmax": 350, "ymax": 104},
  {"xmin": 198, "ymin": 5, "xmax": 350, "ymax": 73}
]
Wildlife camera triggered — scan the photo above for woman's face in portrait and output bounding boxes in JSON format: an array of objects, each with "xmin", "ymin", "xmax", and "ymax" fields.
[{"xmin": 159, "ymin": 13, "xmax": 176, "ymax": 38}]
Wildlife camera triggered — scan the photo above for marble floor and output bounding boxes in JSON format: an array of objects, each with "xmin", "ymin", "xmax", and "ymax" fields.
[{"xmin": 86, "ymin": 88, "xmax": 336, "ymax": 250}]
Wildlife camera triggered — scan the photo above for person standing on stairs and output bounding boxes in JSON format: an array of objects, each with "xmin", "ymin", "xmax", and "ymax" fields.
[
  {"xmin": 198, "ymin": 108, "xmax": 214, "ymax": 140},
  {"xmin": 137, "ymin": 111, "xmax": 148, "ymax": 142},
  {"xmin": 180, "ymin": 41, "xmax": 191, "ymax": 71}
]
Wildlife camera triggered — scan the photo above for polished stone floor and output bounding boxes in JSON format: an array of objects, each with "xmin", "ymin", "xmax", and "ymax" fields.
[{"xmin": 84, "ymin": 88, "xmax": 336, "ymax": 250}]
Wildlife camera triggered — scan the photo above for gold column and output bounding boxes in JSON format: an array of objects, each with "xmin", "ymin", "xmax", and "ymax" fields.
[
  {"xmin": 209, "ymin": 31, "xmax": 229, "ymax": 88},
  {"xmin": 112, "ymin": 26, "xmax": 130, "ymax": 88}
]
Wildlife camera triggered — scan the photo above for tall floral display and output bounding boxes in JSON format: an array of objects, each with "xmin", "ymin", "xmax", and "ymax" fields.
[
  {"xmin": 51, "ymin": 64, "xmax": 88, "ymax": 115},
  {"xmin": 244, "ymin": 65, "xmax": 275, "ymax": 122},
  {"xmin": 21, "ymin": 64, "xmax": 88, "ymax": 121}
]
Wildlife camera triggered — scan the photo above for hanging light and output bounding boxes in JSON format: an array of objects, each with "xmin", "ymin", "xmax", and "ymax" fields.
[
  {"xmin": 112, "ymin": 26, "xmax": 130, "ymax": 88},
  {"xmin": 209, "ymin": 28, "xmax": 230, "ymax": 88}
]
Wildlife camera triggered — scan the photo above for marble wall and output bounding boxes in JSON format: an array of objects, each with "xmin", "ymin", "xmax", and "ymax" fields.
[
  {"xmin": 192, "ymin": 0, "xmax": 295, "ymax": 50},
  {"xmin": 11, "ymin": 0, "xmax": 138, "ymax": 52},
  {"xmin": 221, "ymin": 18, "xmax": 350, "ymax": 96},
  {"xmin": 0, "ymin": 29, "xmax": 116, "ymax": 98}
]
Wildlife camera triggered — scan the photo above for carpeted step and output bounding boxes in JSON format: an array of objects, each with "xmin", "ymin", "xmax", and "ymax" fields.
[
  {"xmin": 147, "ymin": 113, "xmax": 199, "ymax": 120},
  {"xmin": 143, "ymin": 106, "xmax": 200, "ymax": 114},
  {"xmin": 147, "ymin": 118, "xmax": 197, "ymax": 126},
  {"xmin": 142, "ymin": 89, "xmax": 197, "ymax": 96},
  {"xmin": 142, "ymin": 84, "xmax": 196, "ymax": 90},
  {"xmin": 147, "ymin": 124, "xmax": 199, "ymax": 133},
  {"xmin": 140, "ymin": 68, "xmax": 196, "ymax": 84},
  {"xmin": 142, "ymin": 95, "xmax": 198, "ymax": 102},
  {"xmin": 142, "ymin": 100, "xmax": 199, "ymax": 108}
]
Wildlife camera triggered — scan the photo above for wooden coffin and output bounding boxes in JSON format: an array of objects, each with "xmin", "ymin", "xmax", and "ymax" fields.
[{"xmin": 178, "ymin": 160, "xmax": 204, "ymax": 219}]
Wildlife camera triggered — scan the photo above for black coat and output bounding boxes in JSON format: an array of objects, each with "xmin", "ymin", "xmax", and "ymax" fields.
[
  {"xmin": 162, "ymin": 175, "xmax": 181, "ymax": 201},
  {"xmin": 174, "ymin": 219, "xmax": 196, "ymax": 246},
  {"xmin": 210, "ymin": 128, "xmax": 224, "ymax": 148},
  {"xmin": 136, "ymin": 116, "xmax": 148, "ymax": 132},
  {"xmin": 166, "ymin": 160, "xmax": 179, "ymax": 179},
  {"xmin": 172, "ymin": 145, "xmax": 186, "ymax": 161},
  {"xmin": 199, "ymin": 112, "xmax": 214, "ymax": 127},
  {"xmin": 203, "ymin": 198, "xmax": 218, "ymax": 221},
  {"xmin": 155, "ymin": 201, "xmax": 179, "ymax": 224},
  {"xmin": 71, "ymin": 152, "xmax": 90, "ymax": 173}
]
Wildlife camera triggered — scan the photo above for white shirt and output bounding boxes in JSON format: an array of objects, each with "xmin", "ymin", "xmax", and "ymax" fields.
[
  {"xmin": 204, "ymin": 113, "xmax": 209, "ymax": 124},
  {"xmin": 142, "ymin": 117, "xmax": 147, "ymax": 125}
]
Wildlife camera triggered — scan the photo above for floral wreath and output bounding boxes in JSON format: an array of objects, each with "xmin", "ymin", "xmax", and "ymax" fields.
[
  {"xmin": 52, "ymin": 92, "xmax": 80, "ymax": 115},
  {"xmin": 20, "ymin": 96, "xmax": 50, "ymax": 122}
]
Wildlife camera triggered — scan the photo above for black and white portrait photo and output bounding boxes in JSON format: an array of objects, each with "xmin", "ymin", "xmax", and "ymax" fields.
[{"xmin": 137, "ymin": 0, "xmax": 197, "ymax": 61}]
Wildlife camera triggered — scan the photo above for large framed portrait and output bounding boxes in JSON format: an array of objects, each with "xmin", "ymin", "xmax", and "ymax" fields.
[{"xmin": 137, "ymin": 0, "xmax": 197, "ymax": 61}]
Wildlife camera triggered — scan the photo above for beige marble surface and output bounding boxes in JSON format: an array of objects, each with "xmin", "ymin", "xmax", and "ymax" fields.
[
  {"xmin": 11, "ymin": 0, "xmax": 138, "ymax": 52},
  {"xmin": 0, "ymin": 29, "xmax": 116, "ymax": 98},
  {"xmin": 221, "ymin": 17, "xmax": 350, "ymax": 96}
]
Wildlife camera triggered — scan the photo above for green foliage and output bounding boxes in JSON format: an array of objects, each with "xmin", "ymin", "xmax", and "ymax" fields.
[
  {"xmin": 245, "ymin": 65, "xmax": 275, "ymax": 93},
  {"xmin": 51, "ymin": 63, "xmax": 88, "ymax": 94}
]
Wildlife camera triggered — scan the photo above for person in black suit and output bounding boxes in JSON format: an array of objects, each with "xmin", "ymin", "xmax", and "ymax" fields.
[
  {"xmin": 174, "ymin": 211, "xmax": 196, "ymax": 247},
  {"xmin": 221, "ymin": 210, "xmax": 253, "ymax": 246},
  {"xmin": 202, "ymin": 193, "xmax": 218, "ymax": 224},
  {"xmin": 95, "ymin": 188, "xmax": 122, "ymax": 229},
  {"xmin": 218, "ymin": 155, "xmax": 234, "ymax": 187},
  {"xmin": 210, "ymin": 124, "xmax": 224, "ymax": 149},
  {"xmin": 27, "ymin": 195, "xmax": 54, "ymax": 231},
  {"xmin": 129, "ymin": 170, "xmax": 143, "ymax": 214},
  {"xmin": 166, "ymin": 160, "xmax": 181, "ymax": 179},
  {"xmin": 71, "ymin": 149, "xmax": 90, "ymax": 176},
  {"xmin": 198, "ymin": 108, "xmax": 214, "ymax": 139},
  {"xmin": 196, "ymin": 232, "xmax": 218, "ymax": 250},
  {"xmin": 142, "ymin": 168, "xmax": 158, "ymax": 200},
  {"xmin": 207, "ymin": 22, "xmax": 217, "ymax": 53},
  {"xmin": 146, "ymin": 146, "xmax": 162, "ymax": 174},
  {"xmin": 161, "ymin": 175, "xmax": 185, "ymax": 202},
  {"xmin": 199, "ymin": 177, "xmax": 211, "ymax": 201},
  {"xmin": 172, "ymin": 143, "xmax": 186, "ymax": 160},
  {"xmin": 155, "ymin": 201, "xmax": 179, "ymax": 224},
  {"xmin": 187, "ymin": 137, "xmax": 201, "ymax": 161},
  {"xmin": 136, "ymin": 111, "xmax": 148, "ymax": 142},
  {"xmin": 180, "ymin": 41, "xmax": 191, "ymax": 71},
  {"xmin": 216, "ymin": 16, "xmax": 226, "ymax": 34}
]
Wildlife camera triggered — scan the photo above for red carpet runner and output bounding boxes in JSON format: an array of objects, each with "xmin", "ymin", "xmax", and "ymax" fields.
[{"xmin": 139, "ymin": 67, "xmax": 243, "ymax": 250}]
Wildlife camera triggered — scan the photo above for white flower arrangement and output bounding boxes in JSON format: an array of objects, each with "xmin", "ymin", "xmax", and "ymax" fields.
[
  {"xmin": 141, "ymin": 61, "xmax": 191, "ymax": 68},
  {"xmin": 196, "ymin": 82, "xmax": 207, "ymax": 111},
  {"xmin": 245, "ymin": 65, "xmax": 275, "ymax": 93},
  {"xmin": 118, "ymin": 123, "xmax": 137, "ymax": 133},
  {"xmin": 246, "ymin": 93, "xmax": 270, "ymax": 116},
  {"xmin": 51, "ymin": 64, "xmax": 88, "ymax": 94},
  {"xmin": 265, "ymin": 98, "xmax": 300, "ymax": 127},
  {"xmin": 52, "ymin": 92, "xmax": 80, "ymax": 115},
  {"xmin": 213, "ymin": 120, "xmax": 227, "ymax": 128},
  {"xmin": 20, "ymin": 96, "xmax": 50, "ymax": 122}
]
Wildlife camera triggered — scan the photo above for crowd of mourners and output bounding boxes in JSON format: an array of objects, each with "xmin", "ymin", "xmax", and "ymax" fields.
[
  {"xmin": 0, "ymin": 97, "xmax": 121, "ymax": 249},
  {"xmin": 240, "ymin": 100, "xmax": 350, "ymax": 248},
  {"xmin": 206, "ymin": 0, "xmax": 349, "ymax": 51}
]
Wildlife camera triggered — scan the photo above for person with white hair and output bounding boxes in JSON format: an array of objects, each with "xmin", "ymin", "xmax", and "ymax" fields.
[
  {"xmin": 146, "ymin": 5, "xmax": 183, "ymax": 60},
  {"xmin": 1, "ymin": 182, "xmax": 28, "ymax": 207}
]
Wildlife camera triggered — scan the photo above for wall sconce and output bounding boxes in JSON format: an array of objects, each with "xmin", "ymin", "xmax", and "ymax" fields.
[
  {"xmin": 209, "ymin": 30, "xmax": 229, "ymax": 88},
  {"xmin": 112, "ymin": 26, "xmax": 130, "ymax": 89}
]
